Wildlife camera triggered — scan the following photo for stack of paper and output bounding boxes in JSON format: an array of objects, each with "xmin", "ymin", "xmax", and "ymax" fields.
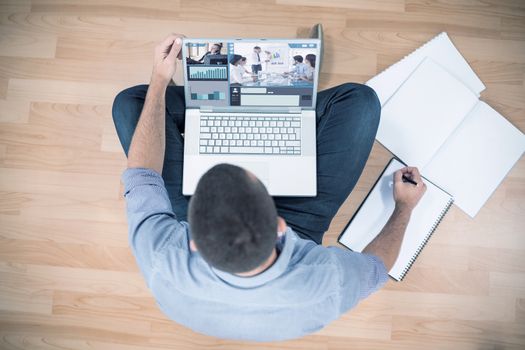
[{"xmin": 366, "ymin": 33, "xmax": 525, "ymax": 217}]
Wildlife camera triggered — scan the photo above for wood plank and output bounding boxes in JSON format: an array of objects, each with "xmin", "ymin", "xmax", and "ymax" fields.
[
  {"xmin": 0, "ymin": 57, "xmax": 151, "ymax": 85},
  {"xmin": 0, "ymin": 0, "xmax": 31, "ymax": 14},
  {"xmin": 0, "ymin": 311, "xmax": 152, "ymax": 345},
  {"xmin": 384, "ymin": 268, "xmax": 489, "ymax": 296},
  {"xmin": 391, "ymin": 316, "xmax": 525, "ymax": 349},
  {"xmin": 1, "ymin": 144, "xmax": 126, "ymax": 175},
  {"xmin": 176, "ymin": 0, "xmax": 347, "ymax": 29},
  {"xmin": 354, "ymin": 290, "xmax": 516, "ymax": 322},
  {"xmin": 0, "ymin": 167, "xmax": 120, "ymax": 199},
  {"xmin": 489, "ymin": 272, "xmax": 525, "ymax": 297},
  {"xmin": 469, "ymin": 247, "xmax": 525, "ymax": 274},
  {"xmin": 0, "ymin": 239, "xmax": 135, "ymax": 271},
  {"xmin": 345, "ymin": 12, "xmax": 501, "ymax": 40},
  {"xmin": 452, "ymin": 36, "xmax": 525, "ymax": 64},
  {"xmin": 0, "ymin": 99, "xmax": 30, "ymax": 123},
  {"xmin": 0, "ymin": 214, "xmax": 128, "ymax": 247},
  {"xmin": 7, "ymin": 78, "xmax": 125, "ymax": 105},
  {"xmin": 0, "ymin": 25, "xmax": 57, "ymax": 58},
  {"xmin": 501, "ymin": 15, "xmax": 525, "ymax": 40},
  {"xmin": 0, "ymin": 191, "xmax": 126, "ymax": 223},
  {"xmin": 31, "ymin": 0, "xmax": 182, "ymax": 20},
  {"xmin": 150, "ymin": 319, "xmax": 330, "ymax": 349},
  {"xmin": 55, "ymin": 37, "xmax": 154, "ymax": 61},
  {"xmin": 0, "ymin": 282, "xmax": 52, "ymax": 315},
  {"xmin": 0, "ymin": 262, "xmax": 149, "ymax": 297},
  {"xmin": 0, "ymin": 122, "xmax": 102, "ymax": 150},
  {"xmin": 469, "ymin": 61, "xmax": 525, "ymax": 85},
  {"xmin": 405, "ymin": 0, "xmax": 525, "ymax": 19},
  {"xmin": 516, "ymin": 298, "xmax": 525, "ymax": 323},
  {"xmin": 277, "ymin": 0, "xmax": 405, "ymax": 13},
  {"xmin": 315, "ymin": 313, "xmax": 392, "ymax": 340}
]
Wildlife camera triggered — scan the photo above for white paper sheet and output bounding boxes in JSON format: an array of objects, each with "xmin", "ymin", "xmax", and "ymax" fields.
[
  {"xmin": 366, "ymin": 32, "xmax": 485, "ymax": 106},
  {"xmin": 377, "ymin": 58, "xmax": 479, "ymax": 169},
  {"xmin": 423, "ymin": 101, "xmax": 525, "ymax": 217}
]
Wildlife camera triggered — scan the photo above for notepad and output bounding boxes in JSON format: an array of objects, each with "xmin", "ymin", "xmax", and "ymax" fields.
[
  {"xmin": 366, "ymin": 32, "xmax": 486, "ymax": 106},
  {"xmin": 338, "ymin": 158, "xmax": 453, "ymax": 281},
  {"xmin": 376, "ymin": 58, "xmax": 525, "ymax": 217}
]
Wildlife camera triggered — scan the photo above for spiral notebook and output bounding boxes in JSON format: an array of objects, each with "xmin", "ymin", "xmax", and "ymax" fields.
[{"xmin": 338, "ymin": 158, "xmax": 453, "ymax": 281}]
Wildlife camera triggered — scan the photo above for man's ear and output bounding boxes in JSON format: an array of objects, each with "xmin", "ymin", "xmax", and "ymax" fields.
[
  {"xmin": 277, "ymin": 216, "xmax": 287, "ymax": 236},
  {"xmin": 189, "ymin": 239, "xmax": 198, "ymax": 252}
]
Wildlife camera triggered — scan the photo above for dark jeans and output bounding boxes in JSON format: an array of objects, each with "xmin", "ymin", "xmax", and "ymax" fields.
[
  {"xmin": 112, "ymin": 83, "xmax": 380, "ymax": 244},
  {"xmin": 251, "ymin": 64, "xmax": 262, "ymax": 75}
]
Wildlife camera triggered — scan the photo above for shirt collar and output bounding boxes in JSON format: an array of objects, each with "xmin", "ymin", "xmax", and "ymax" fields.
[{"xmin": 211, "ymin": 227, "xmax": 296, "ymax": 288}]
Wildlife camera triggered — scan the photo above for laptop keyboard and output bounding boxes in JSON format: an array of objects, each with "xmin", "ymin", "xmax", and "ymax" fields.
[{"xmin": 199, "ymin": 115, "xmax": 301, "ymax": 155}]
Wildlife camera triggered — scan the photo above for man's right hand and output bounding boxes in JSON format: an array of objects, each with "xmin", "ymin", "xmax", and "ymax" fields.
[
  {"xmin": 151, "ymin": 33, "xmax": 185, "ymax": 87},
  {"xmin": 393, "ymin": 166, "xmax": 427, "ymax": 213}
]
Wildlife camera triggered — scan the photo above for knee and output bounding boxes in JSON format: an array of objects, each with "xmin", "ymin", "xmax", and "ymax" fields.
[
  {"xmin": 345, "ymin": 82, "xmax": 380, "ymax": 112},
  {"xmin": 112, "ymin": 85, "xmax": 148, "ymax": 125}
]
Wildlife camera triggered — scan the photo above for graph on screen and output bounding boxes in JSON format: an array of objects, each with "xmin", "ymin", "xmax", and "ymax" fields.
[
  {"xmin": 191, "ymin": 91, "xmax": 226, "ymax": 100},
  {"xmin": 188, "ymin": 66, "xmax": 228, "ymax": 80}
]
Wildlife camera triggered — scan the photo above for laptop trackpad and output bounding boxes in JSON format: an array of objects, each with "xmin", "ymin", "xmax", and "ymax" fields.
[{"xmin": 235, "ymin": 161, "xmax": 269, "ymax": 184}]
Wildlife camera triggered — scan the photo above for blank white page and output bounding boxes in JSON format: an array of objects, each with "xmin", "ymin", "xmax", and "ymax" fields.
[
  {"xmin": 339, "ymin": 158, "xmax": 453, "ymax": 281},
  {"xmin": 423, "ymin": 101, "xmax": 525, "ymax": 217},
  {"xmin": 366, "ymin": 32, "xmax": 485, "ymax": 106},
  {"xmin": 377, "ymin": 58, "xmax": 479, "ymax": 169}
]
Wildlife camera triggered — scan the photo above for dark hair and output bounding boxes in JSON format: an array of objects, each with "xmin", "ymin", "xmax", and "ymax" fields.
[
  {"xmin": 240, "ymin": 56, "xmax": 247, "ymax": 62},
  {"xmin": 229, "ymin": 54, "xmax": 242, "ymax": 65},
  {"xmin": 293, "ymin": 55, "xmax": 303, "ymax": 63},
  {"xmin": 188, "ymin": 164, "xmax": 278, "ymax": 274},
  {"xmin": 212, "ymin": 43, "xmax": 222, "ymax": 52},
  {"xmin": 254, "ymin": 46, "xmax": 261, "ymax": 50},
  {"xmin": 305, "ymin": 54, "xmax": 316, "ymax": 68}
]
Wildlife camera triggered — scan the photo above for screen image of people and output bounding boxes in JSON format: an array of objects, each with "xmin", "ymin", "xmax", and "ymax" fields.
[
  {"xmin": 186, "ymin": 42, "xmax": 228, "ymax": 65},
  {"xmin": 184, "ymin": 40, "xmax": 318, "ymax": 107},
  {"xmin": 228, "ymin": 42, "xmax": 317, "ymax": 87}
]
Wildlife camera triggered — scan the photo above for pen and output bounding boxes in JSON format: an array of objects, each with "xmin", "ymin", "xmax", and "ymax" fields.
[{"xmin": 402, "ymin": 174, "xmax": 418, "ymax": 186}]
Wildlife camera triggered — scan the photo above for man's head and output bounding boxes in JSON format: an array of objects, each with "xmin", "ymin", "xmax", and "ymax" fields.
[
  {"xmin": 188, "ymin": 164, "xmax": 278, "ymax": 274},
  {"xmin": 293, "ymin": 55, "xmax": 303, "ymax": 64},
  {"xmin": 253, "ymin": 46, "xmax": 261, "ymax": 53},
  {"xmin": 211, "ymin": 43, "xmax": 222, "ymax": 54},
  {"xmin": 229, "ymin": 54, "xmax": 242, "ymax": 66}
]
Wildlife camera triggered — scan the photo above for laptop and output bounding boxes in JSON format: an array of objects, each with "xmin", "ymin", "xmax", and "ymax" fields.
[{"xmin": 182, "ymin": 38, "xmax": 320, "ymax": 196}]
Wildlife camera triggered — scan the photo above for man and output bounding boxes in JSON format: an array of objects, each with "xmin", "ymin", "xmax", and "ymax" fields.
[
  {"xmin": 283, "ymin": 55, "xmax": 308, "ymax": 77},
  {"xmin": 112, "ymin": 34, "xmax": 426, "ymax": 342},
  {"xmin": 251, "ymin": 45, "xmax": 263, "ymax": 75},
  {"xmin": 197, "ymin": 42, "xmax": 222, "ymax": 62}
]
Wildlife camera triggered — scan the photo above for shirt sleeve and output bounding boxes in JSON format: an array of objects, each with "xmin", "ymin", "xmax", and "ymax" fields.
[
  {"xmin": 329, "ymin": 246, "xmax": 389, "ymax": 314},
  {"xmin": 122, "ymin": 168, "xmax": 186, "ymax": 283}
]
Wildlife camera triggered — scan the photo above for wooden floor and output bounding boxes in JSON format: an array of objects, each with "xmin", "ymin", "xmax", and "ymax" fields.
[{"xmin": 0, "ymin": 0, "xmax": 524, "ymax": 349}]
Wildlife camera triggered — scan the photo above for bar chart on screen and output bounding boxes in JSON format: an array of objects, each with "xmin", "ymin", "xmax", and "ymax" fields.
[
  {"xmin": 190, "ymin": 90, "xmax": 226, "ymax": 100},
  {"xmin": 189, "ymin": 65, "xmax": 228, "ymax": 80}
]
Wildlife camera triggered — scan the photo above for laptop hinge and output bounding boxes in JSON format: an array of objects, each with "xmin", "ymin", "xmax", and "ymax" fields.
[
  {"xmin": 200, "ymin": 106, "xmax": 214, "ymax": 113},
  {"xmin": 199, "ymin": 106, "xmax": 305, "ymax": 114}
]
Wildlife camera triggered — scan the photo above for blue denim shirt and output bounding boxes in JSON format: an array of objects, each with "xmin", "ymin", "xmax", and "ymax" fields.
[{"xmin": 122, "ymin": 168, "xmax": 388, "ymax": 342}]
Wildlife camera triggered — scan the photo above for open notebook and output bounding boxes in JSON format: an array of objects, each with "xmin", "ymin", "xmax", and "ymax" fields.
[
  {"xmin": 338, "ymin": 158, "xmax": 453, "ymax": 281},
  {"xmin": 376, "ymin": 58, "xmax": 525, "ymax": 217}
]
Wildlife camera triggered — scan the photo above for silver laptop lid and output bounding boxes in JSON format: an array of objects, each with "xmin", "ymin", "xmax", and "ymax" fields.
[{"xmin": 182, "ymin": 38, "xmax": 321, "ymax": 112}]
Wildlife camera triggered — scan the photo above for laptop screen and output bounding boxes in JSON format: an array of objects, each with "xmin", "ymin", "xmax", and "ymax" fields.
[{"xmin": 183, "ymin": 39, "xmax": 319, "ymax": 109}]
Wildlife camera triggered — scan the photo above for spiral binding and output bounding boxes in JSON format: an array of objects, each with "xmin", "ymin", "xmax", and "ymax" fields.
[{"xmin": 397, "ymin": 197, "xmax": 454, "ymax": 281}]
